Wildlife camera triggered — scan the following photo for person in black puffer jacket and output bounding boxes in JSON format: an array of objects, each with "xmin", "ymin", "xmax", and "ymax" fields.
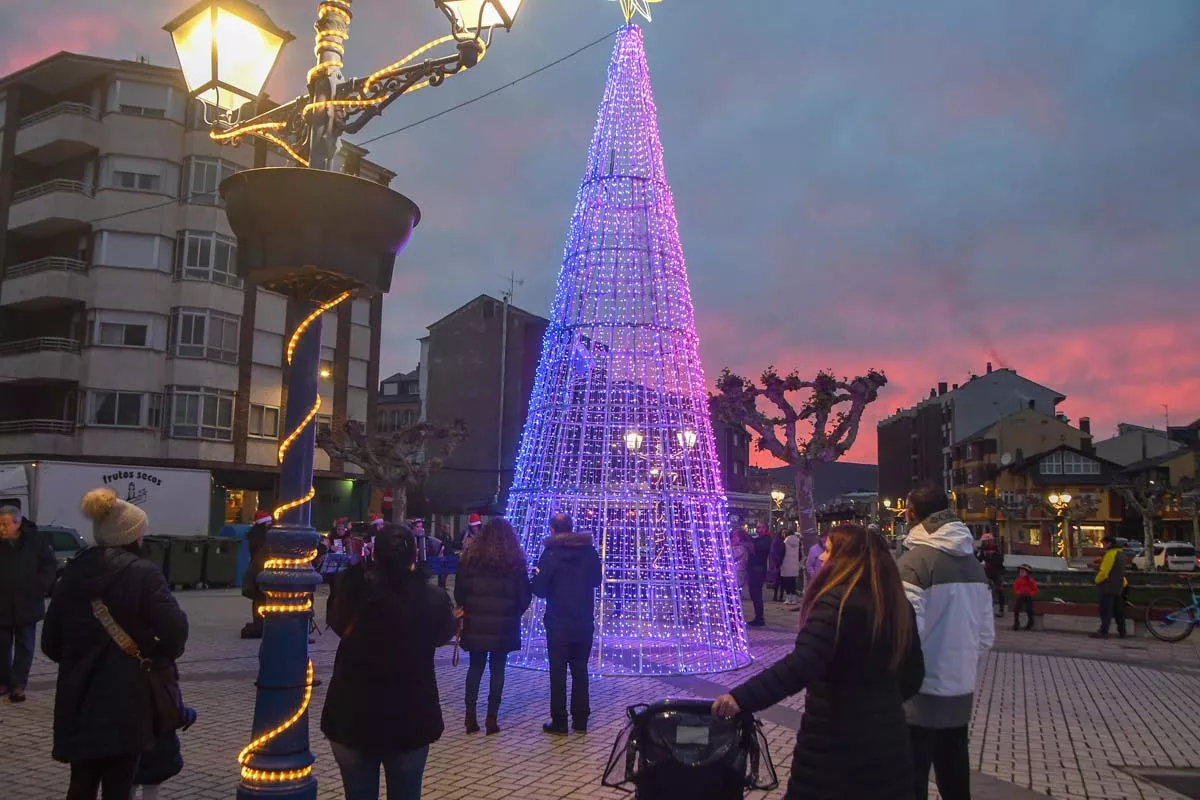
[
  {"xmin": 531, "ymin": 513, "xmax": 602, "ymax": 735},
  {"xmin": 42, "ymin": 488, "xmax": 189, "ymax": 800},
  {"xmin": 322, "ymin": 523, "xmax": 458, "ymax": 800},
  {"xmin": 454, "ymin": 517, "xmax": 531, "ymax": 735},
  {"xmin": 713, "ymin": 523, "xmax": 925, "ymax": 800}
]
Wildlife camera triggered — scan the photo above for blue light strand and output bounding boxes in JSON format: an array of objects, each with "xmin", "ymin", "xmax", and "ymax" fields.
[{"xmin": 506, "ymin": 24, "xmax": 750, "ymax": 676}]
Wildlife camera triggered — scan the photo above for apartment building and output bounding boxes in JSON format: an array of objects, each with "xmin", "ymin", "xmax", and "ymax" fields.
[
  {"xmin": 0, "ymin": 52, "xmax": 392, "ymax": 531},
  {"xmin": 377, "ymin": 368, "xmax": 420, "ymax": 433},
  {"xmin": 877, "ymin": 363, "xmax": 1066, "ymax": 502}
]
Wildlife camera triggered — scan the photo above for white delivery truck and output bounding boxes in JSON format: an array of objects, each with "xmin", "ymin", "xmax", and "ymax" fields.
[{"xmin": 0, "ymin": 461, "xmax": 213, "ymax": 542}]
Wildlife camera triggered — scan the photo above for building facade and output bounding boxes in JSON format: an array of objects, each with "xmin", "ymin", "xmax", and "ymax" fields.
[
  {"xmin": 377, "ymin": 368, "xmax": 420, "ymax": 433},
  {"xmin": 0, "ymin": 53, "xmax": 391, "ymax": 531},
  {"xmin": 420, "ymin": 294, "xmax": 548, "ymax": 514},
  {"xmin": 1095, "ymin": 422, "xmax": 1187, "ymax": 466},
  {"xmin": 877, "ymin": 363, "xmax": 1066, "ymax": 502}
]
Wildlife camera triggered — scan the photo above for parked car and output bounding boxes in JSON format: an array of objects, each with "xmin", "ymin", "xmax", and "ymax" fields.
[
  {"xmin": 41, "ymin": 525, "xmax": 85, "ymax": 594},
  {"xmin": 1130, "ymin": 541, "xmax": 1197, "ymax": 572}
]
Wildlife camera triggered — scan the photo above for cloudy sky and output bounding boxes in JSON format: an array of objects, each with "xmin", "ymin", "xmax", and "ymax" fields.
[{"xmin": 4, "ymin": 0, "xmax": 1198, "ymax": 462}]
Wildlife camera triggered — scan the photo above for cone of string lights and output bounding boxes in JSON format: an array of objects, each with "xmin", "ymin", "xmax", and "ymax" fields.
[{"xmin": 507, "ymin": 17, "xmax": 750, "ymax": 676}]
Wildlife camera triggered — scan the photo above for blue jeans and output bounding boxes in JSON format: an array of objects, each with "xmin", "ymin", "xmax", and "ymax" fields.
[
  {"xmin": 330, "ymin": 742, "xmax": 428, "ymax": 800},
  {"xmin": 0, "ymin": 623, "xmax": 37, "ymax": 690}
]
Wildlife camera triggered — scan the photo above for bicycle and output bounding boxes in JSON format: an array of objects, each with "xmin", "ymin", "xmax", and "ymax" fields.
[{"xmin": 1145, "ymin": 575, "xmax": 1200, "ymax": 643}]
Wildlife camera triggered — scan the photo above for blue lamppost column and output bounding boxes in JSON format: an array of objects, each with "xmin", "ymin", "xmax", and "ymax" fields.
[{"xmin": 164, "ymin": 2, "xmax": 527, "ymax": 796}]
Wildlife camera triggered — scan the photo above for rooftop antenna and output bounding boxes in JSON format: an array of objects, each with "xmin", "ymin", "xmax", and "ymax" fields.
[{"xmin": 500, "ymin": 271, "xmax": 524, "ymax": 304}]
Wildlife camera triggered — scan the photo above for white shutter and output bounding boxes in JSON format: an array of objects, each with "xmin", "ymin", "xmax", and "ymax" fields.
[
  {"xmin": 116, "ymin": 81, "xmax": 171, "ymax": 111},
  {"xmin": 97, "ymin": 232, "xmax": 164, "ymax": 270},
  {"xmin": 351, "ymin": 297, "xmax": 370, "ymax": 326},
  {"xmin": 348, "ymin": 358, "xmax": 368, "ymax": 388},
  {"xmin": 252, "ymin": 331, "xmax": 283, "ymax": 367}
]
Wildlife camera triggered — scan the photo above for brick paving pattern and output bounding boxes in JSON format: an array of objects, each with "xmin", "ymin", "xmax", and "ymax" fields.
[{"xmin": 2, "ymin": 588, "xmax": 1198, "ymax": 799}]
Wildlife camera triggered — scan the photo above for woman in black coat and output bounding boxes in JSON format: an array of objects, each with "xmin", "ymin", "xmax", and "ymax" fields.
[
  {"xmin": 453, "ymin": 517, "xmax": 532, "ymax": 735},
  {"xmin": 321, "ymin": 523, "xmax": 457, "ymax": 800},
  {"xmin": 713, "ymin": 523, "xmax": 925, "ymax": 800},
  {"xmin": 42, "ymin": 488, "xmax": 189, "ymax": 800}
]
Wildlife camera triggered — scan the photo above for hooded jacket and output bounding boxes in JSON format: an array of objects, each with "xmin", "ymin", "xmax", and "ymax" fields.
[
  {"xmin": 41, "ymin": 546, "xmax": 189, "ymax": 763},
  {"xmin": 531, "ymin": 532, "xmax": 602, "ymax": 643},
  {"xmin": 897, "ymin": 510, "xmax": 995, "ymax": 729}
]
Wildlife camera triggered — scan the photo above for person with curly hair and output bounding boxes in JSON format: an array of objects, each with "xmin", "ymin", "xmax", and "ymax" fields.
[{"xmin": 454, "ymin": 517, "xmax": 532, "ymax": 735}]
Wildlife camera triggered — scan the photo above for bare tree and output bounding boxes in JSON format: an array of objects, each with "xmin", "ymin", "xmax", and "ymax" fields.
[
  {"xmin": 1112, "ymin": 474, "xmax": 1172, "ymax": 573},
  {"xmin": 981, "ymin": 492, "xmax": 1035, "ymax": 554},
  {"xmin": 712, "ymin": 367, "xmax": 887, "ymax": 548},
  {"xmin": 317, "ymin": 419, "xmax": 468, "ymax": 523}
]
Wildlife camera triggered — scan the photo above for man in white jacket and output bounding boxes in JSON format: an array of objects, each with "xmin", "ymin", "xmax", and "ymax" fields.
[{"xmin": 897, "ymin": 483, "xmax": 995, "ymax": 800}]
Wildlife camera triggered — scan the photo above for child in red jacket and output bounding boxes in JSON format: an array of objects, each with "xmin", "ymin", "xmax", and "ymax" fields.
[{"xmin": 1012, "ymin": 564, "xmax": 1038, "ymax": 631}]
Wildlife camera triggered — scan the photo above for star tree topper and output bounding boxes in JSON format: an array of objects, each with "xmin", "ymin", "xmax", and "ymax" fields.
[{"xmin": 612, "ymin": 0, "xmax": 662, "ymax": 23}]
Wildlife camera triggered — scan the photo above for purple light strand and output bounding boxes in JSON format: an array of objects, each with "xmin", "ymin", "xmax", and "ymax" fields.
[{"xmin": 506, "ymin": 24, "xmax": 750, "ymax": 676}]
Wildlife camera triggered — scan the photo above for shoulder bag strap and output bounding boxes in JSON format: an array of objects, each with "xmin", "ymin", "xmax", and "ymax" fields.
[{"xmin": 91, "ymin": 598, "xmax": 146, "ymax": 665}]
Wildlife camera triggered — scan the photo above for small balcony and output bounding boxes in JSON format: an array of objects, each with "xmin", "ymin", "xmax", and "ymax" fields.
[
  {"xmin": 15, "ymin": 103, "xmax": 101, "ymax": 165},
  {"xmin": 0, "ymin": 337, "xmax": 83, "ymax": 382},
  {"xmin": 1, "ymin": 258, "xmax": 88, "ymax": 308},
  {"xmin": 8, "ymin": 180, "xmax": 94, "ymax": 236}
]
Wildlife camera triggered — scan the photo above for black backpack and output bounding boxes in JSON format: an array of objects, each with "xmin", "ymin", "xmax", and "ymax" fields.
[{"xmin": 602, "ymin": 699, "xmax": 777, "ymax": 800}]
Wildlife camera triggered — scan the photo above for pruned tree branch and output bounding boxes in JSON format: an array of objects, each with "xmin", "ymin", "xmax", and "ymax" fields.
[{"xmin": 317, "ymin": 419, "xmax": 468, "ymax": 520}]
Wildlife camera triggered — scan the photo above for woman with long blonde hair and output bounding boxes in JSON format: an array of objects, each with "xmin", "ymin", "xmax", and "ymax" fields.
[
  {"xmin": 713, "ymin": 523, "xmax": 925, "ymax": 799},
  {"xmin": 454, "ymin": 517, "xmax": 531, "ymax": 735}
]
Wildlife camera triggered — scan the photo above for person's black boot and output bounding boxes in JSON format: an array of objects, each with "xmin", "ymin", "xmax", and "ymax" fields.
[
  {"xmin": 573, "ymin": 717, "xmax": 588, "ymax": 733},
  {"xmin": 542, "ymin": 718, "xmax": 569, "ymax": 735}
]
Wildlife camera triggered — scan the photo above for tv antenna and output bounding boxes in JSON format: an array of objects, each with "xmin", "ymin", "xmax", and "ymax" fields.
[{"xmin": 500, "ymin": 272, "xmax": 524, "ymax": 304}]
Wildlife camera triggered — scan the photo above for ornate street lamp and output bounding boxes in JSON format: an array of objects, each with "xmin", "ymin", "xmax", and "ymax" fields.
[
  {"xmin": 1048, "ymin": 492, "xmax": 1073, "ymax": 560},
  {"xmin": 624, "ymin": 430, "xmax": 645, "ymax": 452},
  {"xmin": 163, "ymin": 2, "xmax": 525, "ymax": 798}
]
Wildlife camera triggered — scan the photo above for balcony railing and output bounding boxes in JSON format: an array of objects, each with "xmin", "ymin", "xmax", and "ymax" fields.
[
  {"xmin": 12, "ymin": 180, "xmax": 90, "ymax": 204},
  {"xmin": 19, "ymin": 102, "xmax": 98, "ymax": 128},
  {"xmin": 0, "ymin": 419, "xmax": 75, "ymax": 436},
  {"xmin": 0, "ymin": 337, "xmax": 81, "ymax": 356},
  {"xmin": 4, "ymin": 257, "xmax": 88, "ymax": 279}
]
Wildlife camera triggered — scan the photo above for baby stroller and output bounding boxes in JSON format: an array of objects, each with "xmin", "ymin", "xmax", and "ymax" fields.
[{"xmin": 603, "ymin": 698, "xmax": 777, "ymax": 800}]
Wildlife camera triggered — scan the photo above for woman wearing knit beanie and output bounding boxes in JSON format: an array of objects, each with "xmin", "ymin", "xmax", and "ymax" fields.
[{"xmin": 41, "ymin": 488, "xmax": 190, "ymax": 800}]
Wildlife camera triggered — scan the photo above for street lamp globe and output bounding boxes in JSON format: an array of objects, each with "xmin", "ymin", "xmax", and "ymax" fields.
[
  {"xmin": 439, "ymin": 0, "xmax": 524, "ymax": 32},
  {"xmin": 1048, "ymin": 493, "xmax": 1060, "ymax": 506},
  {"xmin": 164, "ymin": 0, "xmax": 294, "ymax": 114},
  {"xmin": 770, "ymin": 489, "xmax": 785, "ymax": 505},
  {"xmin": 1060, "ymin": 493, "xmax": 1072, "ymax": 505},
  {"xmin": 676, "ymin": 429, "xmax": 697, "ymax": 450},
  {"xmin": 624, "ymin": 430, "xmax": 644, "ymax": 452},
  {"xmin": 883, "ymin": 498, "xmax": 893, "ymax": 509}
]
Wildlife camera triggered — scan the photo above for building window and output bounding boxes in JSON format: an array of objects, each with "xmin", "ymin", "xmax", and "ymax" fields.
[
  {"xmin": 382, "ymin": 383, "xmax": 398, "ymax": 397},
  {"xmin": 1062, "ymin": 452, "xmax": 1101, "ymax": 475},
  {"xmin": 175, "ymin": 231, "xmax": 239, "ymax": 286},
  {"xmin": 171, "ymin": 308, "xmax": 240, "ymax": 363},
  {"xmin": 87, "ymin": 391, "xmax": 161, "ymax": 428},
  {"xmin": 103, "ymin": 156, "xmax": 170, "ymax": 194},
  {"xmin": 182, "ymin": 157, "xmax": 237, "ymax": 206},
  {"xmin": 169, "ymin": 387, "xmax": 234, "ymax": 440},
  {"xmin": 112, "ymin": 170, "xmax": 160, "ymax": 192},
  {"xmin": 1021, "ymin": 526, "xmax": 1042, "ymax": 546},
  {"xmin": 248, "ymin": 404, "xmax": 280, "ymax": 439},
  {"xmin": 1079, "ymin": 525, "xmax": 1106, "ymax": 548},
  {"xmin": 1039, "ymin": 453, "xmax": 1062, "ymax": 475},
  {"xmin": 318, "ymin": 414, "xmax": 333, "ymax": 438},
  {"xmin": 97, "ymin": 322, "xmax": 148, "ymax": 348}
]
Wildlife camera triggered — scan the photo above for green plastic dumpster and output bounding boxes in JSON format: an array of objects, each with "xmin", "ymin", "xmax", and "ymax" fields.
[
  {"xmin": 165, "ymin": 536, "xmax": 205, "ymax": 589},
  {"xmin": 142, "ymin": 536, "xmax": 170, "ymax": 575},
  {"xmin": 203, "ymin": 537, "xmax": 239, "ymax": 588}
]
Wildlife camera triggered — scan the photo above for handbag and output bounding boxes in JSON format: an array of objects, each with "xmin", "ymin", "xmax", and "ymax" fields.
[{"xmin": 91, "ymin": 598, "xmax": 190, "ymax": 736}]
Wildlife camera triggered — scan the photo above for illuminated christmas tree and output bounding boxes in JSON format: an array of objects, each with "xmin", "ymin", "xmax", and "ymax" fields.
[{"xmin": 507, "ymin": 21, "xmax": 750, "ymax": 676}]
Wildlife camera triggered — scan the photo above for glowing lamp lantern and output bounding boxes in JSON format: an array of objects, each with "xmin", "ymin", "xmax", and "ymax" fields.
[
  {"xmin": 770, "ymin": 489, "xmax": 786, "ymax": 507},
  {"xmin": 624, "ymin": 430, "xmax": 644, "ymax": 452},
  {"xmin": 164, "ymin": 0, "xmax": 294, "ymax": 114},
  {"xmin": 438, "ymin": 0, "xmax": 524, "ymax": 31},
  {"xmin": 676, "ymin": 429, "xmax": 698, "ymax": 450}
]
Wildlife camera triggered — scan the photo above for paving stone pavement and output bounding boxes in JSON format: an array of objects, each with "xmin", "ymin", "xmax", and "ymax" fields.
[{"xmin": 2, "ymin": 588, "xmax": 1198, "ymax": 799}]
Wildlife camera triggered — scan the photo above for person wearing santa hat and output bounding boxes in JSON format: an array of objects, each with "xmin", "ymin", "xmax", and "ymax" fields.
[
  {"xmin": 458, "ymin": 513, "xmax": 483, "ymax": 552},
  {"xmin": 240, "ymin": 511, "xmax": 273, "ymax": 639}
]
